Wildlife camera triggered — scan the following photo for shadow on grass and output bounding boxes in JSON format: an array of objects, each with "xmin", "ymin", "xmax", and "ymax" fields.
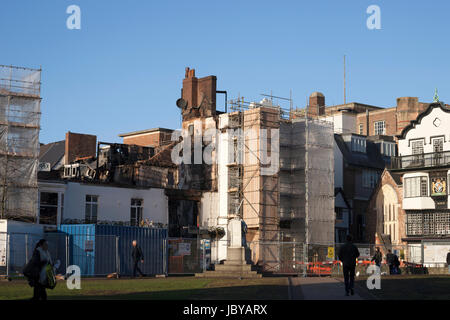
[
  {"xmin": 47, "ymin": 284, "xmax": 288, "ymax": 300},
  {"xmin": 355, "ymin": 275, "xmax": 450, "ymax": 300}
]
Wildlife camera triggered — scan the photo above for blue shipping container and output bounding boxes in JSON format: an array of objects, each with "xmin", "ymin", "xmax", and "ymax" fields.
[{"xmin": 57, "ymin": 224, "xmax": 167, "ymax": 276}]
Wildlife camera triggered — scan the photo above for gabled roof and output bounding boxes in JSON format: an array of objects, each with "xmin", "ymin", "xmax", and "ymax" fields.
[
  {"xmin": 39, "ymin": 140, "xmax": 65, "ymax": 169},
  {"xmin": 398, "ymin": 102, "xmax": 450, "ymax": 139}
]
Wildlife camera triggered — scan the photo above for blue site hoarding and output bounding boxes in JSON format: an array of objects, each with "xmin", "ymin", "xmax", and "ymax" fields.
[{"xmin": 57, "ymin": 224, "xmax": 167, "ymax": 276}]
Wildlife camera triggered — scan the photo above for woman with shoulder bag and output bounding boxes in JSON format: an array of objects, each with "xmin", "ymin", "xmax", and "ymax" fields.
[{"xmin": 23, "ymin": 239, "xmax": 55, "ymax": 300}]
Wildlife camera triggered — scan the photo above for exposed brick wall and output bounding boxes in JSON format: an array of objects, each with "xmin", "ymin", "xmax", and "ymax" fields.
[
  {"xmin": 65, "ymin": 131, "xmax": 97, "ymax": 164},
  {"xmin": 356, "ymin": 108, "xmax": 397, "ymax": 136},
  {"xmin": 122, "ymin": 131, "xmax": 173, "ymax": 147}
]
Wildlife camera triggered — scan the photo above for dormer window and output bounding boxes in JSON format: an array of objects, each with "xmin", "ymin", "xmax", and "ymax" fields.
[
  {"xmin": 380, "ymin": 141, "xmax": 396, "ymax": 157},
  {"xmin": 351, "ymin": 136, "xmax": 366, "ymax": 153}
]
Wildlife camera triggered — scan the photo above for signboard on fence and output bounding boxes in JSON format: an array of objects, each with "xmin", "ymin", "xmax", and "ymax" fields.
[
  {"xmin": 176, "ymin": 243, "xmax": 191, "ymax": 256},
  {"xmin": 358, "ymin": 247, "xmax": 371, "ymax": 259},
  {"xmin": 423, "ymin": 243, "xmax": 450, "ymax": 264},
  {"xmin": 85, "ymin": 240, "xmax": 94, "ymax": 252},
  {"xmin": 327, "ymin": 247, "xmax": 334, "ymax": 259}
]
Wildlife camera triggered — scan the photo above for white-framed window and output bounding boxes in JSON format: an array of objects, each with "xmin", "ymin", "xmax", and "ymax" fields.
[
  {"xmin": 374, "ymin": 121, "xmax": 386, "ymax": 135},
  {"xmin": 130, "ymin": 198, "xmax": 143, "ymax": 226},
  {"xmin": 85, "ymin": 195, "xmax": 98, "ymax": 223},
  {"xmin": 404, "ymin": 176, "xmax": 428, "ymax": 198},
  {"xmin": 351, "ymin": 136, "xmax": 366, "ymax": 153},
  {"xmin": 381, "ymin": 142, "xmax": 396, "ymax": 157},
  {"xmin": 359, "ymin": 124, "xmax": 364, "ymax": 135}
]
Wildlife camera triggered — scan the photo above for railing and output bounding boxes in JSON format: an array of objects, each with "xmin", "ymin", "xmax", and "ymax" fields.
[{"xmin": 390, "ymin": 151, "xmax": 450, "ymax": 169}]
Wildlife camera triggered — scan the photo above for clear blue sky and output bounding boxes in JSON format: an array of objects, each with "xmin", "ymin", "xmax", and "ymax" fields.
[{"xmin": 1, "ymin": 0, "xmax": 449, "ymax": 144}]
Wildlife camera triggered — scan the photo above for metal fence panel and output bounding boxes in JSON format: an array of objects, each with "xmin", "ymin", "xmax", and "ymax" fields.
[{"xmin": 168, "ymin": 238, "xmax": 204, "ymax": 274}]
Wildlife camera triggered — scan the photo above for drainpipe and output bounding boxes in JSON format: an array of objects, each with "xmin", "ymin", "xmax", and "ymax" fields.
[{"xmin": 366, "ymin": 109, "xmax": 369, "ymax": 136}]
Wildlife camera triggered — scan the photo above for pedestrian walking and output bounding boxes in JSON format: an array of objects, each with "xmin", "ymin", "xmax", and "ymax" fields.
[
  {"xmin": 386, "ymin": 250, "xmax": 394, "ymax": 275},
  {"xmin": 392, "ymin": 253, "xmax": 401, "ymax": 275},
  {"xmin": 23, "ymin": 239, "xmax": 54, "ymax": 300},
  {"xmin": 131, "ymin": 240, "xmax": 145, "ymax": 278},
  {"xmin": 338, "ymin": 235, "xmax": 360, "ymax": 296},
  {"xmin": 446, "ymin": 250, "xmax": 450, "ymax": 274},
  {"xmin": 371, "ymin": 247, "xmax": 382, "ymax": 268}
]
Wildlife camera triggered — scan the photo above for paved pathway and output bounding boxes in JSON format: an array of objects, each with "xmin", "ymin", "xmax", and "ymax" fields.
[{"xmin": 289, "ymin": 277, "xmax": 364, "ymax": 300}]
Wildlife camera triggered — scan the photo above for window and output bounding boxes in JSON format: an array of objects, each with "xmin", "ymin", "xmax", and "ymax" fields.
[
  {"xmin": 411, "ymin": 140, "xmax": 424, "ymax": 155},
  {"xmin": 432, "ymin": 137, "xmax": 444, "ymax": 153},
  {"xmin": 381, "ymin": 142, "xmax": 396, "ymax": 157},
  {"xmin": 407, "ymin": 212, "xmax": 450, "ymax": 236},
  {"xmin": 351, "ymin": 136, "xmax": 366, "ymax": 153},
  {"xmin": 39, "ymin": 192, "xmax": 58, "ymax": 225},
  {"xmin": 130, "ymin": 198, "xmax": 143, "ymax": 226},
  {"xmin": 359, "ymin": 124, "xmax": 364, "ymax": 135},
  {"xmin": 404, "ymin": 176, "xmax": 428, "ymax": 197},
  {"xmin": 335, "ymin": 208, "xmax": 343, "ymax": 220},
  {"xmin": 362, "ymin": 170, "xmax": 379, "ymax": 188},
  {"xmin": 374, "ymin": 121, "xmax": 386, "ymax": 135},
  {"xmin": 85, "ymin": 195, "xmax": 98, "ymax": 223}
]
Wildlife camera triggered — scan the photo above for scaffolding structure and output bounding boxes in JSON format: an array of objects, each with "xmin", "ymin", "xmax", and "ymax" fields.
[
  {"xmin": 223, "ymin": 96, "xmax": 335, "ymax": 270},
  {"xmin": 0, "ymin": 65, "xmax": 41, "ymax": 221}
]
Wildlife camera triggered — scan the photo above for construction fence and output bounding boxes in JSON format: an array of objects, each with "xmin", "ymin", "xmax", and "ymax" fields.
[
  {"xmin": 248, "ymin": 241, "xmax": 450, "ymax": 276},
  {"xmin": 0, "ymin": 232, "xmax": 214, "ymax": 278},
  {"xmin": 2, "ymin": 233, "xmax": 449, "ymax": 278}
]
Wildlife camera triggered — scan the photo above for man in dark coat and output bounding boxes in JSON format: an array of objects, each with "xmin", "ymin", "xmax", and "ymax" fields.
[
  {"xmin": 386, "ymin": 250, "xmax": 394, "ymax": 275},
  {"xmin": 338, "ymin": 235, "xmax": 360, "ymax": 296},
  {"xmin": 23, "ymin": 239, "xmax": 52, "ymax": 300},
  {"xmin": 371, "ymin": 247, "xmax": 382, "ymax": 268},
  {"xmin": 131, "ymin": 240, "xmax": 145, "ymax": 278}
]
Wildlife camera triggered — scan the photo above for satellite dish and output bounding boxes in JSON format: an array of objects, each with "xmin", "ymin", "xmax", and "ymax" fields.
[{"xmin": 176, "ymin": 98, "xmax": 187, "ymax": 109}]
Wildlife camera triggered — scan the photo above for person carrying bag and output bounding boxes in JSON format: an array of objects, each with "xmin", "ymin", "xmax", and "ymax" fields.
[{"xmin": 23, "ymin": 239, "xmax": 56, "ymax": 300}]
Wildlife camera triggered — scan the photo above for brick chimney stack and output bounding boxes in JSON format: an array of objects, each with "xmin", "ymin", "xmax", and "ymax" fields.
[
  {"xmin": 308, "ymin": 92, "xmax": 325, "ymax": 117},
  {"xmin": 181, "ymin": 67, "xmax": 217, "ymax": 121}
]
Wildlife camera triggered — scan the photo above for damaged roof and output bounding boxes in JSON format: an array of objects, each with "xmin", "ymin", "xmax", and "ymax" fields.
[{"xmin": 137, "ymin": 141, "xmax": 177, "ymax": 168}]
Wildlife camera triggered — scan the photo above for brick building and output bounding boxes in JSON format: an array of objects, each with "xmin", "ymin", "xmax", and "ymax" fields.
[
  {"xmin": 118, "ymin": 128, "xmax": 174, "ymax": 148},
  {"xmin": 304, "ymin": 92, "xmax": 449, "ymax": 136}
]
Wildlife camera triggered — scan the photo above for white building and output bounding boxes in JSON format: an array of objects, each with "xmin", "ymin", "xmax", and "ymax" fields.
[
  {"xmin": 38, "ymin": 180, "xmax": 168, "ymax": 227},
  {"xmin": 390, "ymin": 100, "xmax": 450, "ymax": 266}
]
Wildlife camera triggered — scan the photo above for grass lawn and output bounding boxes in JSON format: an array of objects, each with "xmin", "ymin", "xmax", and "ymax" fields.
[
  {"xmin": 354, "ymin": 275, "xmax": 450, "ymax": 300},
  {"xmin": 0, "ymin": 276, "xmax": 289, "ymax": 300}
]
